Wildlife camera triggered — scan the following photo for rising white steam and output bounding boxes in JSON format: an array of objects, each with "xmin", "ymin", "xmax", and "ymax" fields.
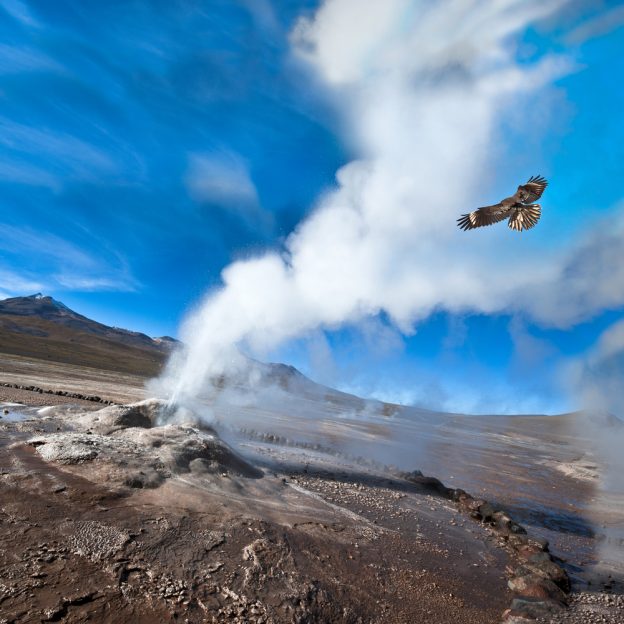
[
  {"xmin": 571, "ymin": 319, "xmax": 624, "ymax": 420},
  {"xmin": 154, "ymin": 0, "xmax": 609, "ymax": 407},
  {"xmin": 564, "ymin": 319, "xmax": 624, "ymax": 569}
]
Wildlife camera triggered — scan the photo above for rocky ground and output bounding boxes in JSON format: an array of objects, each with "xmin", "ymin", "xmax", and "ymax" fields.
[
  {"xmin": 0, "ymin": 354, "xmax": 146, "ymax": 405},
  {"xmin": 539, "ymin": 592, "xmax": 624, "ymax": 624},
  {"xmin": 0, "ymin": 399, "xmax": 513, "ymax": 623},
  {"xmin": 1, "ymin": 356, "xmax": 623, "ymax": 623}
]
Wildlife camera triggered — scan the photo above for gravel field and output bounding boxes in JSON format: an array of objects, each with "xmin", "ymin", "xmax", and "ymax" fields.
[{"xmin": 0, "ymin": 353, "xmax": 146, "ymax": 404}]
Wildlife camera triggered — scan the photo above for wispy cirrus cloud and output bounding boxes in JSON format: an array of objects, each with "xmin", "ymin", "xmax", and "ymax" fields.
[
  {"xmin": 0, "ymin": 267, "xmax": 43, "ymax": 296},
  {"xmin": 0, "ymin": 0, "xmax": 331, "ymax": 320},
  {"xmin": 565, "ymin": 5, "xmax": 624, "ymax": 45},
  {"xmin": 0, "ymin": 0, "xmax": 41, "ymax": 28},
  {"xmin": 0, "ymin": 224, "xmax": 139, "ymax": 293},
  {"xmin": 53, "ymin": 274, "xmax": 138, "ymax": 292},
  {"xmin": 0, "ymin": 44, "xmax": 62, "ymax": 74},
  {"xmin": 0, "ymin": 224, "xmax": 100, "ymax": 268},
  {"xmin": 186, "ymin": 151, "xmax": 258, "ymax": 207},
  {"xmin": 185, "ymin": 150, "xmax": 273, "ymax": 233},
  {"xmin": 0, "ymin": 117, "xmax": 119, "ymax": 181},
  {"xmin": 0, "ymin": 160, "xmax": 60, "ymax": 190}
]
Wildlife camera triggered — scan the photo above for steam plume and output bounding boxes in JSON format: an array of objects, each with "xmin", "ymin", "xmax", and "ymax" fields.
[{"xmin": 155, "ymin": 1, "xmax": 614, "ymax": 407}]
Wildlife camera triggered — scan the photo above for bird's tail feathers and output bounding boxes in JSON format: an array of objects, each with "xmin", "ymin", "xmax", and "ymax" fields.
[{"xmin": 508, "ymin": 204, "xmax": 541, "ymax": 232}]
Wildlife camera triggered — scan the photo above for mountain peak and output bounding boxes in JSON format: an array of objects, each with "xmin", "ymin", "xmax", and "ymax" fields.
[
  {"xmin": 25, "ymin": 293, "xmax": 70, "ymax": 311},
  {"xmin": 0, "ymin": 294, "xmax": 171, "ymax": 352},
  {"xmin": 0, "ymin": 293, "xmax": 170, "ymax": 376}
]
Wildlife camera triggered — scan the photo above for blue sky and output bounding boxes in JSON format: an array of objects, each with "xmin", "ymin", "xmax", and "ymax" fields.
[{"xmin": 2, "ymin": 0, "xmax": 624, "ymax": 414}]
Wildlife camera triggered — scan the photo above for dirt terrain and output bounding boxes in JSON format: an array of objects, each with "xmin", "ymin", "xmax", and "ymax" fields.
[
  {"xmin": 0, "ymin": 354, "xmax": 146, "ymax": 405},
  {"xmin": 1, "ymin": 353, "xmax": 623, "ymax": 623},
  {"xmin": 0, "ymin": 399, "xmax": 510, "ymax": 624}
]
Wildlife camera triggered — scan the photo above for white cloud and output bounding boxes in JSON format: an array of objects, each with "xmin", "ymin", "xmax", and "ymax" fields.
[
  {"xmin": 53, "ymin": 274, "xmax": 138, "ymax": 292},
  {"xmin": 593, "ymin": 320, "xmax": 624, "ymax": 363},
  {"xmin": 508, "ymin": 316, "xmax": 555, "ymax": 370},
  {"xmin": 0, "ymin": 267, "xmax": 43, "ymax": 295},
  {"xmin": 0, "ymin": 225, "xmax": 139, "ymax": 294},
  {"xmin": 185, "ymin": 151, "xmax": 258, "ymax": 206},
  {"xmin": 0, "ymin": 117, "xmax": 120, "ymax": 187},
  {"xmin": 185, "ymin": 150, "xmax": 273, "ymax": 231},
  {"xmin": 0, "ymin": 0, "xmax": 41, "ymax": 28},
  {"xmin": 157, "ymin": 0, "xmax": 619, "ymax": 406},
  {"xmin": 565, "ymin": 5, "xmax": 624, "ymax": 45},
  {"xmin": 520, "ymin": 211, "xmax": 624, "ymax": 327},
  {"xmin": 291, "ymin": 0, "xmax": 409, "ymax": 85},
  {"xmin": 567, "ymin": 318, "xmax": 624, "ymax": 418}
]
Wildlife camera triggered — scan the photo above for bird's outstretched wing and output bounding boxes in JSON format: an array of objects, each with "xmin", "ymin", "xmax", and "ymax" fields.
[
  {"xmin": 457, "ymin": 204, "xmax": 510, "ymax": 230},
  {"xmin": 517, "ymin": 175, "xmax": 548, "ymax": 203},
  {"xmin": 508, "ymin": 204, "xmax": 541, "ymax": 232}
]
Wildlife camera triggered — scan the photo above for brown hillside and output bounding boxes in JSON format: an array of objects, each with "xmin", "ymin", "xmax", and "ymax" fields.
[{"xmin": 0, "ymin": 303, "xmax": 169, "ymax": 377}]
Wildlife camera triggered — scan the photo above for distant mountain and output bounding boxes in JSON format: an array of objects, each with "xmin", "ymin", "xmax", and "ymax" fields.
[
  {"xmin": 0, "ymin": 294, "xmax": 177, "ymax": 350},
  {"xmin": 0, "ymin": 294, "xmax": 179, "ymax": 376}
]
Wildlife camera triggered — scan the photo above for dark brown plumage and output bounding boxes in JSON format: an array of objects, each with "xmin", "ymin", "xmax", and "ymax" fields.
[{"xmin": 457, "ymin": 175, "xmax": 548, "ymax": 232}]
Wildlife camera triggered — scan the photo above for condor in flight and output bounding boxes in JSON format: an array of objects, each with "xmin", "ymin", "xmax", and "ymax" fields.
[{"xmin": 457, "ymin": 175, "xmax": 548, "ymax": 232}]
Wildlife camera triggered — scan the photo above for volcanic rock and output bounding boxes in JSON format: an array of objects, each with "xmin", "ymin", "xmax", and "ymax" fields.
[
  {"xmin": 515, "ymin": 544, "xmax": 547, "ymax": 561},
  {"xmin": 508, "ymin": 573, "xmax": 567, "ymax": 603},
  {"xmin": 77, "ymin": 398, "xmax": 167, "ymax": 433},
  {"xmin": 515, "ymin": 560, "xmax": 570, "ymax": 592},
  {"xmin": 29, "ymin": 433, "xmax": 103, "ymax": 464},
  {"xmin": 507, "ymin": 596, "xmax": 565, "ymax": 619},
  {"xmin": 28, "ymin": 399, "xmax": 262, "ymax": 485}
]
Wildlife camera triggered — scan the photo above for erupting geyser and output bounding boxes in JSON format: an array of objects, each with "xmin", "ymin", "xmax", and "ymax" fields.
[{"xmin": 153, "ymin": 0, "xmax": 589, "ymax": 412}]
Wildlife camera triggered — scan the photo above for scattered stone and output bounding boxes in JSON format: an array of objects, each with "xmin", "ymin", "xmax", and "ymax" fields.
[
  {"xmin": 0, "ymin": 381, "xmax": 114, "ymax": 404},
  {"xmin": 516, "ymin": 560, "xmax": 570, "ymax": 592},
  {"xmin": 508, "ymin": 596, "xmax": 565, "ymax": 619},
  {"xmin": 502, "ymin": 609, "xmax": 535, "ymax": 623},
  {"xmin": 398, "ymin": 464, "xmax": 571, "ymax": 623},
  {"xmin": 508, "ymin": 573, "xmax": 567, "ymax": 603},
  {"xmin": 478, "ymin": 502, "xmax": 495, "ymax": 522}
]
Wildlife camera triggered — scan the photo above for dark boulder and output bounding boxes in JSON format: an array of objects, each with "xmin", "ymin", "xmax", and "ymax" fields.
[{"xmin": 508, "ymin": 597, "xmax": 565, "ymax": 619}]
